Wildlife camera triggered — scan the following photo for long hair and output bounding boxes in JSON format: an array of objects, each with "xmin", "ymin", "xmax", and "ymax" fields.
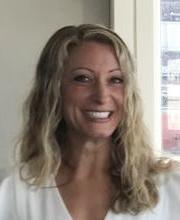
[{"xmin": 17, "ymin": 24, "xmax": 172, "ymax": 214}]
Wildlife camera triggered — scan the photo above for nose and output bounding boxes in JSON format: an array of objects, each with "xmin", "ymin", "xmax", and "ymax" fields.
[{"xmin": 92, "ymin": 81, "xmax": 110, "ymax": 104}]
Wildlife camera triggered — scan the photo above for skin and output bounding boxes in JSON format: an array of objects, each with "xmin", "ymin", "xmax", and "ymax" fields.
[{"xmin": 57, "ymin": 41, "xmax": 124, "ymax": 220}]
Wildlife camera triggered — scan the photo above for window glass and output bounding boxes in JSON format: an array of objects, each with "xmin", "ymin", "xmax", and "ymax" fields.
[{"xmin": 161, "ymin": 0, "xmax": 180, "ymax": 154}]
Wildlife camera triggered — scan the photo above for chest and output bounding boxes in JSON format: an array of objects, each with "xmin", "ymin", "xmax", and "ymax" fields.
[{"xmin": 58, "ymin": 180, "xmax": 113, "ymax": 220}]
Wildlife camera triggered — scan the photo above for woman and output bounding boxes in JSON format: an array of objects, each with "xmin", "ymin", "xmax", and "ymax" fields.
[{"xmin": 0, "ymin": 24, "xmax": 179, "ymax": 220}]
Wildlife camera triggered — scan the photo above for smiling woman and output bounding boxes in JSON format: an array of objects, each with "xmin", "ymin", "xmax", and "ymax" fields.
[
  {"xmin": 0, "ymin": 24, "xmax": 180, "ymax": 220},
  {"xmin": 61, "ymin": 41, "xmax": 124, "ymax": 140}
]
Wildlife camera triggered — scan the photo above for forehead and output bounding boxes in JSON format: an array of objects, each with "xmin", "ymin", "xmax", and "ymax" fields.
[{"xmin": 64, "ymin": 41, "xmax": 120, "ymax": 71}]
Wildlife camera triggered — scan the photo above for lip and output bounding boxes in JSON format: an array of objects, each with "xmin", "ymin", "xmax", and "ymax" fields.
[
  {"xmin": 84, "ymin": 109, "xmax": 113, "ymax": 113},
  {"xmin": 83, "ymin": 110, "xmax": 113, "ymax": 122}
]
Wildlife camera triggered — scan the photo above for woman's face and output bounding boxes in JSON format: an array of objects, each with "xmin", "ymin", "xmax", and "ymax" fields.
[{"xmin": 61, "ymin": 41, "xmax": 124, "ymax": 141}]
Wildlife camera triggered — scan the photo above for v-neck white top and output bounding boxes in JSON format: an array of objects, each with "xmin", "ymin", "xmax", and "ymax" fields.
[{"xmin": 0, "ymin": 170, "xmax": 180, "ymax": 220}]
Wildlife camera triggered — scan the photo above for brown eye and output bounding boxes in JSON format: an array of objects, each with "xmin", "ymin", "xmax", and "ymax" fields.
[
  {"xmin": 74, "ymin": 75, "xmax": 91, "ymax": 83},
  {"xmin": 110, "ymin": 77, "xmax": 124, "ymax": 84}
]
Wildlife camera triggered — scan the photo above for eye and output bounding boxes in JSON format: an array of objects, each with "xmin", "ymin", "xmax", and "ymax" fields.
[
  {"xmin": 110, "ymin": 77, "xmax": 124, "ymax": 84},
  {"xmin": 73, "ymin": 75, "xmax": 91, "ymax": 83}
]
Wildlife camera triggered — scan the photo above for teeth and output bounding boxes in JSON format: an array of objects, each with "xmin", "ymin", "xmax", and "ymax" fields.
[{"xmin": 86, "ymin": 111, "xmax": 111, "ymax": 119}]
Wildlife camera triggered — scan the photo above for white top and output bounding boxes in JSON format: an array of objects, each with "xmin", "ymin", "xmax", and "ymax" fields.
[{"xmin": 0, "ymin": 170, "xmax": 180, "ymax": 220}]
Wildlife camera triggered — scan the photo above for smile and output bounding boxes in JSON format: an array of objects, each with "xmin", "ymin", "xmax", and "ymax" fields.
[{"xmin": 85, "ymin": 111, "xmax": 112, "ymax": 119}]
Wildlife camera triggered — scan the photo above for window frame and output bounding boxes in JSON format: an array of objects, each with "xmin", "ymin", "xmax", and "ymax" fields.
[{"xmin": 111, "ymin": 0, "xmax": 162, "ymax": 150}]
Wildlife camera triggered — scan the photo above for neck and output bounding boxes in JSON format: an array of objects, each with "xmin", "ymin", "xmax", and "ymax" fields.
[{"xmin": 61, "ymin": 132, "xmax": 112, "ymax": 180}]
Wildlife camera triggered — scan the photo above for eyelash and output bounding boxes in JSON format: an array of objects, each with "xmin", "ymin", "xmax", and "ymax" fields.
[
  {"xmin": 110, "ymin": 77, "xmax": 124, "ymax": 84},
  {"xmin": 73, "ymin": 75, "xmax": 91, "ymax": 83},
  {"xmin": 73, "ymin": 75, "xmax": 124, "ymax": 85}
]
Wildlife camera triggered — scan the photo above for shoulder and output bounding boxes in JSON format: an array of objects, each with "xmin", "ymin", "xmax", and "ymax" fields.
[
  {"xmin": 0, "ymin": 172, "xmax": 22, "ymax": 219},
  {"xmin": 0, "ymin": 170, "xmax": 55, "ymax": 200},
  {"xmin": 0, "ymin": 171, "xmax": 36, "ymax": 220},
  {"xmin": 164, "ymin": 168, "xmax": 180, "ymax": 194},
  {"xmin": 158, "ymin": 164, "xmax": 180, "ymax": 188},
  {"xmin": 156, "ymin": 167, "xmax": 180, "ymax": 216},
  {"xmin": 0, "ymin": 171, "xmax": 28, "ymax": 196},
  {"xmin": 0, "ymin": 171, "xmax": 23, "ymax": 199},
  {"xmin": 0, "ymin": 170, "xmax": 58, "ymax": 220}
]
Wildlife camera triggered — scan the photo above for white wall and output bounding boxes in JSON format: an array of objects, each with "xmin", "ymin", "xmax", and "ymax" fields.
[{"xmin": 0, "ymin": 0, "xmax": 110, "ymax": 174}]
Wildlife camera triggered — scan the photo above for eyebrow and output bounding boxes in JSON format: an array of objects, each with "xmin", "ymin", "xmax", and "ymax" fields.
[
  {"xmin": 70, "ymin": 67, "xmax": 122, "ymax": 73},
  {"xmin": 109, "ymin": 68, "xmax": 121, "ymax": 73}
]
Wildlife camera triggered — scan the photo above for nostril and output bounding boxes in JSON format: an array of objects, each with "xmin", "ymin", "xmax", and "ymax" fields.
[{"xmin": 93, "ymin": 92, "xmax": 109, "ymax": 104}]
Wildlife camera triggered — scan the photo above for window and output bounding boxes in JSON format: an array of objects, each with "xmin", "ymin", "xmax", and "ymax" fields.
[
  {"xmin": 111, "ymin": 0, "xmax": 180, "ymax": 156},
  {"xmin": 111, "ymin": 0, "xmax": 161, "ymax": 150},
  {"xmin": 161, "ymin": 0, "xmax": 180, "ymax": 155}
]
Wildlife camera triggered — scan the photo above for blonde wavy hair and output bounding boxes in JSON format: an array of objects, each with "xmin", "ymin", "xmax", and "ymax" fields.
[{"xmin": 17, "ymin": 24, "xmax": 172, "ymax": 214}]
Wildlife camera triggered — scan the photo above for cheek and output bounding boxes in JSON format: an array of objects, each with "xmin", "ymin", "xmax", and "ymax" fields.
[
  {"xmin": 112, "ymin": 87, "xmax": 124, "ymax": 103},
  {"xmin": 62, "ymin": 85, "xmax": 90, "ymax": 107}
]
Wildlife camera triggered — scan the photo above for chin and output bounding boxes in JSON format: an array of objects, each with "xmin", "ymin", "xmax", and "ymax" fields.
[{"xmin": 85, "ymin": 130, "xmax": 114, "ymax": 140}]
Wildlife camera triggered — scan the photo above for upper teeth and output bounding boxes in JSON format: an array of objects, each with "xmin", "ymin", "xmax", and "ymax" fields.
[{"xmin": 86, "ymin": 111, "xmax": 110, "ymax": 119}]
